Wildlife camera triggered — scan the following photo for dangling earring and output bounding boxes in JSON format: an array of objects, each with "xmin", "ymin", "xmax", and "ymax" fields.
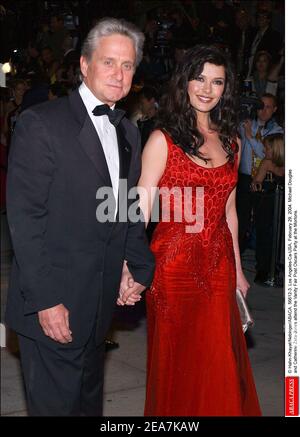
[{"xmin": 218, "ymin": 97, "xmax": 223, "ymax": 121}]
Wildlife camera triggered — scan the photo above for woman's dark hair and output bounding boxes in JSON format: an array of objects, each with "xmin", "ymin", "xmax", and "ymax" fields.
[
  {"xmin": 156, "ymin": 44, "xmax": 238, "ymax": 163},
  {"xmin": 140, "ymin": 85, "xmax": 159, "ymax": 102}
]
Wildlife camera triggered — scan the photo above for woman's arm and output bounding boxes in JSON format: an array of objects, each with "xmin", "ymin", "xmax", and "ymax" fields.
[
  {"xmin": 117, "ymin": 130, "xmax": 168, "ymax": 307},
  {"xmin": 117, "ymin": 129, "xmax": 168, "ymax": 307},
  {"xmin": 226, "ymin": 187, "xmax": 250, "ymax": 291},
  {"xmin": 253, "ymin": 159, "xmax": 270, "ymax": 183},
  {"xmin": 265, "ymin": 52, "xmax": 284, "ymax": 96},
  {"xmin": 251, "ymin": 159, "xmax": 284, "ymax": 191},
  {"xmin": 137, "ymin": 129, "xmax": 168, "ymax": 227},
  {"xmin": 269, "ymin": 161, "xmax": 285, "ymax": 177},
  {"xmin": 267, "ymin": 54, "xmax": 284, "ymax": 82},
  {"xmin": 226, "ymin": 138, "xmax": 250, "ymax": 296}
]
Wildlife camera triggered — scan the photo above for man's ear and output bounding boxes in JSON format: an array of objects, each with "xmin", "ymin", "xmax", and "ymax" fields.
[
  {"xmin": 273, "ymin": 105, "xmax": 278, "ymax": 114},
  {"xmin": 80, "ymin": 56, "xmax": 88, "ymax": 78}
]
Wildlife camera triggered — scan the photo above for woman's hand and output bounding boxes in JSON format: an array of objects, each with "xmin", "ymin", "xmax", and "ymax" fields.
[
  {"xmin": 251, "ymin": 181, "xmax": 262, "ymax": 192},
  {"xmin": 236, "ymin": 269, "xmax": 250, "ymax": 297},
  {"xmin": 117, "ymin": 261, "xmax": 144, "ymax": 306}
]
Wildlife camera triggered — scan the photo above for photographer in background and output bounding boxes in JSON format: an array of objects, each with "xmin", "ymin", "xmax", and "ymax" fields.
[{"xmin": 236, "ymin": 93, "xmax": 283, "ymax": 259}]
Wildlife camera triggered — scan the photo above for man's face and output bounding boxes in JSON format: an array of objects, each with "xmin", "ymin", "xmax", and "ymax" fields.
[
  {"xmin": 41, "ymin": 48, "xmax": 54, "ymax": 64},
  {"xmin": 80, "ymin": 34, "xmax": 136, "ymax": 106},
  {"xmin": 257, "ymin": 13, "xmax": 270, "ymax": 30},
  {"xmin": 235, "ymin": 10, "xmax": 249, "ymax": 30},
  {"xmin": 51, "ymin": 17, "xmax": 62, "ymax": 32},
  {"xmin": 14, "ymin": 83, "xmax": 26, "ymax": 99},
  {"xmin": 257, "ymin": 96, "xmax": 277, "ymax": 123}
]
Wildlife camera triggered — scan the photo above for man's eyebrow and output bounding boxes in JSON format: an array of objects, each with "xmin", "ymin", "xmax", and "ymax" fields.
[{"xmin": 101, "ymin": 56, "xmax": 134, "ymax": 63}]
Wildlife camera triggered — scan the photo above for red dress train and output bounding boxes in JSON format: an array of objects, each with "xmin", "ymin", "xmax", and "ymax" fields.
[{"xmin": 144, "ymin": 132, "xmax": 261, "ymax": 416}]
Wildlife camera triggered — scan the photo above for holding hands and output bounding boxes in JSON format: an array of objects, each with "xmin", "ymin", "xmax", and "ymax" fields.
[{"xmin": 117, "ymin": 261, "xmax": 146, "ymax": 306}]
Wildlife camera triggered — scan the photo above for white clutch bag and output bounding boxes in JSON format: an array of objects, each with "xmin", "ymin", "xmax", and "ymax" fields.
[{"xmin": 236, "ymin": 288, "xmax": 254, "ymax": 333}]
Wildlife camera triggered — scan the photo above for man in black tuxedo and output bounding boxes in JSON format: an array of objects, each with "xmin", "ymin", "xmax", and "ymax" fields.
[
  {"xmin": 246, "ymin": 10, "xmax": 282, "ymax": 78},
  {"xmin": 5, "ymin": 18, "xmax": 155, "ymax": 416}
]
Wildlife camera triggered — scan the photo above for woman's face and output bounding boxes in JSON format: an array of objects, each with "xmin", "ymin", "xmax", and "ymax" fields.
[
  {"xmin": 264, "ymin": 143, "xmax": 273, "ymax": 159},
  {"xmin": 187, "ymin": 62, "xmax": 225, "ymax": 114},
  {"xmin": 255, "ymin": 54, "xmax": 270, "ymax": 73},
  {"xmin": 14, "ymin": 83, "xmax": 26, "ymax": 99}
]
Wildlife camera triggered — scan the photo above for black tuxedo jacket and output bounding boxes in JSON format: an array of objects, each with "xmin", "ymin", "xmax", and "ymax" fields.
[
  {"xmin": 5, "ymin": 88, "xmax": 155, "ymax": 348},
  {"xmin": 249, "ymin": 26, "xmax": 282, "ymax": 60}
]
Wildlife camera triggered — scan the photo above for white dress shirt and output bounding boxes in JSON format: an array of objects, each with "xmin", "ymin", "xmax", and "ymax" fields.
[{"xmin": 79, "ymin": 81, "xmax": 119, "ymax": 216}]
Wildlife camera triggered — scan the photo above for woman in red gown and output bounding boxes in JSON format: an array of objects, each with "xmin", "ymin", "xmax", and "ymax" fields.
[{"xmin": 120, "ymin": 45, "xmax": 261, "ymax": 416}]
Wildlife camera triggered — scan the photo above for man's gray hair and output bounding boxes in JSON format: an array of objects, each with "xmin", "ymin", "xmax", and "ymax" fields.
[{"xmin": 81, "ymin": 17, "xmax": 145, "ymax": 66}]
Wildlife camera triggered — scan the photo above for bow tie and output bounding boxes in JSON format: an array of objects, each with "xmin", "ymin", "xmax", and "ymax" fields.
[{"xmin": 92, "ymin": 104, "xmax": 125, "ymax": 127}]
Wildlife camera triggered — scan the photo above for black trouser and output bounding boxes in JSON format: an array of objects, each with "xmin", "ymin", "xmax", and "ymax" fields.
[
  {"xmin": 253, "ymin": 189, "xmax": 275, "ymax": 276},
  {"xmin": 236, "ymin": 173, "xmax": 253, "ymax": 254},
  {"xmin": 18, "ymin": 325, "xmax": 105, "ymax": 416},
  {"xmin": 237, "ymin": 173, "xmax": 275, "ymax": 276}
]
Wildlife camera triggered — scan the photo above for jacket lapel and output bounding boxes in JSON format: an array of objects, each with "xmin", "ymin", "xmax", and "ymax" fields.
[
  {"xmin": 115, "ymin": 120, "xmax": 133, "ymax": 222},
  {"xmin": 69, "ymin": 89, "xmax": 112, "ymax": 187},
  {"xmin": 116, "ymin": 121, "xmax": 132, "ymax": 180},
  {"xmin": 78, "ymin": 116, "xmax": 112, "ymax": 187},
  {"xmin": 69, "ymin": 88, "xmax": 134, "ymax": 195}
]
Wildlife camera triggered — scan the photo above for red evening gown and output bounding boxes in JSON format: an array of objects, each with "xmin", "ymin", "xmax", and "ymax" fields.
[{"xmin": 144, "ymin": 131, "xmax": 261, "ymax": 416}]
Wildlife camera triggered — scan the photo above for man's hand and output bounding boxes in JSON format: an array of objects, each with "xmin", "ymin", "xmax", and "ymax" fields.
[
  {"xmin": 117, "ymin": 261, "xmax": 145, "ymax": 306},
  {"xmin": 251, "ymin": 181, "xmax": 262, "ymax": 192},
  {"xmin": 117, "ymin": 282, "xmax": 146, "ymax": 306},
  {"xmin": 243, "ymin": 119, "xmax": 253, "ymax": 139},
  {"xmin": 119, "ymin": 260, "xmax": 134, "ymax": 292},
  {"xmin": 38, "ymin": 303, "xmax": 72, "ymax": 344}
]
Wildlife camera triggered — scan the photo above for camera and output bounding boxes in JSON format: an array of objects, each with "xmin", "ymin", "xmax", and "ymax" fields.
[
  {"xmin": 151, "ymin": 18, "xmax": 174, "ymax": 57},
  {"xmin": 63, "ymin": 14, "xmax": 78, "ymax": 30},
  {"xmin": 238, "ymin": 95, "xmax": 264, "ymax": 122}
]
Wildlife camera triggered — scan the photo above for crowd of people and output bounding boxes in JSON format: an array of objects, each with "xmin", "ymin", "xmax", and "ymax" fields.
[{"xmin": 1, "ymin": 0, "xmax": 285, "ymax": 417}]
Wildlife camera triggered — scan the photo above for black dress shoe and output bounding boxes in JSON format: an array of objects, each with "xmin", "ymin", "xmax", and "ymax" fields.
[
  {"xmin": 260, "ymin": 278, "xmax": 274, "ymax": 287},
  {"xmin": 105, "ymin": 339, "xmax": 119, "ymax": 352}
]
